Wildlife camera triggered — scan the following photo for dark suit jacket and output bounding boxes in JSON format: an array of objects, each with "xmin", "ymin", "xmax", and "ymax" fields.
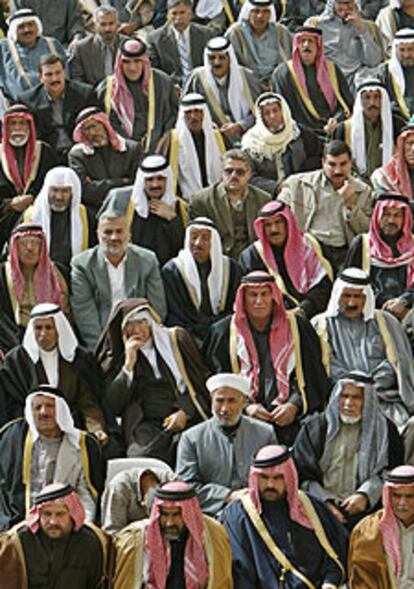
[
  {"xmin": 70, "ymin": 33, "xmax": 127, "ymax": 86},
  {"xmin": 18, "ymin": 79, "xmax": 98, "ymax": 156},
  {"xmin": 147, "ymin": 22, "xmax": 213, "ymax": 86}
]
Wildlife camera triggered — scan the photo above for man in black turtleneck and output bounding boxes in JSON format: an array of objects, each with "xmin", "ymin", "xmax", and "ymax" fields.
[
  {"xmin": 345, "ymin": 193, "xmax": 414, "ymax": 320},
  {"xmin": 221, "ymin": 444, "xmax": 349, "ymax": 588},
  {"xmin": 176, "ymin": 373, "xmax": 276, "ymax": 516}
]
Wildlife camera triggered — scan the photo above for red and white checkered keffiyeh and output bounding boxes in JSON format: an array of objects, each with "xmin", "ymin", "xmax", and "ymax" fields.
[
  {"xmin": 145, "ymin": 482, "xmax": 208, "ymax": 589},
  {"xmin": 26, "ymin": 483, "xmax": 86, "ymax": 534},
  {"xmin": 249, "ymin": 445, "xmax": 312, "ymax": 529},
  {"xmin": 376, "ymin": 128, "xmax": 414, "ymax": 199},
  {"xmin": 234, "ymin": 271, "xmax": 294, "ymax": 403},
  {"xmin": 72, "ymin": 110, "xmax": 123, "ymax": 152}
]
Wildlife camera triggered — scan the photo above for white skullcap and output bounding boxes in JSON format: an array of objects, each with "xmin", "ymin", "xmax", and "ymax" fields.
[{"xmin": 206, "ymin": 373, "xmax": 250, "ymax": 396}]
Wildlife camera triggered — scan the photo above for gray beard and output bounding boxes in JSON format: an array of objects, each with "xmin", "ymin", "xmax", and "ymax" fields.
[{"xmin": 340, "ymin": 414, "xmax": 362, "ymax": 425}]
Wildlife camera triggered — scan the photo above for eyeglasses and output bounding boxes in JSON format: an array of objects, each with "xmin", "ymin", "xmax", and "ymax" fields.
[{"xmin": 223, "ymin": 167, "xmax": 248, "ymax": 177}]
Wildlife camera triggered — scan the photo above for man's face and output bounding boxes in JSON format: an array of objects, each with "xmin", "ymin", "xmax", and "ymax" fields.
[
  {"xmin": 249, "ymin": 7, "xmax": 271, "ymax": 34},
  {"xmin": 121, "ymin": 57, "xmax": 144, "ymax": 82},
  {"xmin": 81, "ymin": 119, "xmax": 108, "ymax": 148},
  {"xmin": 207, "ymin": 51, "xmax": 230, "ymax": 79},
  {"xmin": 396, "ymin": 41, "xmax": 414, "ymax": 67},
  {"xmin": 95, "ymin": 12, "xmax": 118, "ymax": 44},
  {"xmin": 40, "ymin": 61, "xmax": 65, "ymax": 98},
  {"xmin": 404, "ymin": 134, "xmax": 414, "ymax": 168},
  {"xmin": 33, "ymin": 317, "xmax": 59, "ymax": 351},
  {"xmin": 48, "ymin": 186, "xmax": 72, "ymax": 213},
  {"xmin": 298, "ymin": 34, "xmax": 318, "ymax": 65},
  {"xmin": 361, "ymin": 89, "xmax": 382, "ymax": 122},
  {"xmin": 211, "ymin": 387, "xmax": 246, "ymax": 426},
  {"xmin": 222, "ymin": 158, "xmax": 252, "ymax": 194},
  {"xmin": 32, "ymin": 394, "xmax": 61, "ymax": 437},
  {"xmin": 159, "ymin": 506, "xmax": 186, "ymax": 540},
  {"xmin": 339, "ymin": 286, "xmax": 366, "ymax": 319},
  {"xmin": 16, "ymin": 234, "xmax": 42, "ymax": 268},
  {"xmin": 244, "ymin": 285, "xmax": 273, "ymax": 323},
  {"xmin": 257, "ymin": 473, "xmax": 287, "ymax": 501},
  {"xmin": 143, "ymin": 174, "xmax": 167, "ymax": 201},
  {"xmin": 379, "ymin": 206, "xmax": 405, "ymax": 237},
  {"xmin": 16, "ymin": 19, "xmax": 38, "ymax": 47},
  {"xmin": 339, "ymin": 383, "xmax": 364, "ymax": 422},
  {"xmin": 184, "ymin": 108, "xmax": 204, "ymax": 134},
  {"xmin": 263, "ymin": 216, "xmax": 288, "ymax": 247},
  {"xmin": 322, "ymin": 152, "xmax": 352, "ymax": 190},
  {"xmin": 189, "ymin": 227, "xmax": 211, "ymax": 264},
  {"xmin": 261, "ymin": 101, "xmax": 284, "ymax": 133},
  {"xmin": 123, "ymin": 317, "xmax": 152, "ymax": 345},
  {"xmin": 40, "ymin": 502, "xmax": 73, "ymax": 539},
  {"xmin": 7, "ymin": 116, "xmax": 30, "ymax": 147},
  {"xmin": 390, "ymin": 486, "xmax": 414, "ymax": 528},
  {"xmin": 168, "ymin": 2, "xmax": 193, "ymax": 32},
  {"xmin": 97, "ymin": 217, "xmax": 129, "ymax": 258},
  {"xmin": 334, "ymin": 0, "xmax": 356, "ymax": 21}
]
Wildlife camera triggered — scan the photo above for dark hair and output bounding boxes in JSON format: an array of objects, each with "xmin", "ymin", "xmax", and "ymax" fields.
[
  {"xmin": 39, "ymin": 53, "xmax": 64, "ymax": 73},
  {"xmin": 223, "ymin": 149, "xmax": 253, "ymax": 170},
  {"xmin": 323, "ymin": 139, "xmax": 352, "ymax": 159},
  {"xmin": 167, "ymin": 0, "xmax": 192, "ymax": 9}
]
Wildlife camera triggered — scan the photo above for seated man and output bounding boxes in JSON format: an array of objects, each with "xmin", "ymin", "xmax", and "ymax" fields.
[
  {"xmin": 101, "ymin": 465, "xmax": 176, "ymax": 534},
  {"xmin": 226, "ymin": 0, "xmax": 292, "ymax": 88},
  {"xmin": 349, "ymin": 465, "xmax": 414, "ymax": 586},
  {"xmin": 313, "ymin": 267, "xmax": 414, "ymax": 460},
  {"xmin": 25, "ymin": 166, "xmax": 95, "ymax": 273},
  {"xmin": 335, "ymin": 80, "xmax": 405, "ymax": 181},
  {"xmin": 185, "ymin": 36, "xmax": 260, "ymax": 146},
  {"xmin": 188, "ymin": 149, "xmax": 270, "ymax": 259},
  {"xmin": 147, "ymin": 0, "xmax": 213, "ymax": 88},
  {"xmin": 0, "ymin": 223, "xmax": 69, "ymax": 352},
  {"xmin": 19, "ymin": 54, "xmax": 97, "ymax": 164},
  {"xmin": 0, "ymin": 303, "xmax": 111, "ymax": 447},
  {"xmin": 71, "ymin": 209, "xmax": 166, "ymax": 350},
  {"xmin": 242, "ymin": 92, "xmax": 322, "ymax": 196},
  {"xmin": 104, "ymin": 0, "xmax": 156, "ymax": 37},
  {"xmin": 162, "ymin": 217, "xmax": 242, "ymax": 341},
  {"xmin": 240, "ymin": 201, "xmax": 333, "ymax": 319},
  {"xmin": 0, "ymin": 483, "xmax": 109, "ymax": 589},
  {"xmin": 158, "ymin": 93, "xmax": 225, "ymax": 202},
  {"xmin": 176, "ymin": 373, "xmax": 276, "ymax": 515},
  {"xmin": 305, "ymin": 0, "xmax": 384, "ymax": 92},
  {"xmin": 377, "ymin": 1, "xmax": 414, "ymax": 57},
  {"xmin": 103, "ymin": 300, "xmax": 210, "ymax": 465},
  {"xmin": 278, "ymin": 139, "xmax": 373, "ymax": 274},
  {"xmin": 104, "ymin": 154, "xmax": 187, "ymax": 267},
  {"xmin": 345, "ymin": 193, "xmax": 414, "ymax": 316},
  {"xmin": 204, "ymin": 271, "xmax": 330, "ymax": 445},
  {"xmin": 0, "ymin": 8, "xmax": 66, "ymax": 101},
  {"xmin": 112, "ymin": 481, "xmax": 233, "ymax": 588},
  {"xmin": 0, "ymin": 386, "xmax": 103, "ymax": 531},
  {"xmin": 69, "ymin": 106, "xmax": 142, "ymax": 215},
  {"xmin": 271, "ymin": 26, "xmax": 353, "ymax": 140},
  {"xmin": 70, "ymin": 6, "xmax": 126, "ymax": 86},
  {"xmin": 97, "ymin": 38, "xmax": 178, "ymax": 154},
  {"xmin": 294, "ymin": 374, "xmax": 404, "ymax": 530},
  {"xmin": 0, "ymin": 104, "xmax": 56, "ymax": 250},
  {"xmin": 371, "ymin": 124, "xmax": 414, "ymax": 199},
  {"xmin": 221, "ymin": 444, "xmax": 349, "ymax": 588},
  {"xmin": 377, "ymin": 28, "xmax": 414, "ymax": 121}
]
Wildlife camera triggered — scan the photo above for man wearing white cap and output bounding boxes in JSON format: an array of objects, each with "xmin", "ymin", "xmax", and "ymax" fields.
[
  {"xmin": 313, "ymin": 267, "xmax": 414, "ymax": 460},
  {"xmin": 377, "ymin": 28, "xmax": 414, "ymax": 120},
  {"xmin": 0, "ymin": 8, "xmax": 66, "ymax": 101},
  {"xmin": 159, "ymin": 93, "xmax": 225, "ymax": 201},
  {"xmin": 185, "ymin": 36, "xmax": 260, "ymax": 144},
  {"xmin": 0, "ymin": 384, "xmax": 103, "ymax": 531},
  {"xmin": 162, "ymin": 216, "xmax": 242, "ymax": 341},
  {"xmin": 176, "ymin": 372, "xmax": 276, "ymax": 515},
  {"xmin": 103, "ymin": 154, "xmax": 188, "ymax": 267},
  {"xmin": 226, "ymin": 0, "xmax": 292, "ymax": 87}
]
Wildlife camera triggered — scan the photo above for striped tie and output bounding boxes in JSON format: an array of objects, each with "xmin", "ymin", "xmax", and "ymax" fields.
[{"xmin": 178, "ymin": 31, "xmax": 190, "ymax": 86}]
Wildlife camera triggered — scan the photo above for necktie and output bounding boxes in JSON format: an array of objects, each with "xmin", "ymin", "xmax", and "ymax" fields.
[
  {"xmin": 177, "ymin": 31, "xmax": 190, "ymax": 86},
  {"xmin": 104, "ymin": 44, "xmax": 114, "ymax": 77}
]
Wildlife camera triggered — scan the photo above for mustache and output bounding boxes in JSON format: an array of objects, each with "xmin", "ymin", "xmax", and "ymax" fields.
[{"xmin": 345, "ymin": 304, "xmax": 358, "ymax": 311}]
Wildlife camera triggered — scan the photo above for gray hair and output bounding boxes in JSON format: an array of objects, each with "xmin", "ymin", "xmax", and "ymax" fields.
[
  {"xmin": 223, "ymin": 149, "xmax": 252, "ymax": 170},
  {"xmin": 98, "ymin": 208, "xmax": 126, "ymax": 223},
  {"xmin": 94, "ymin": 5, "xmax": 118, "ymax": 22},
  {"xmin": 167, "ymin": 0, "xmax": 192, "ymax": 9}
]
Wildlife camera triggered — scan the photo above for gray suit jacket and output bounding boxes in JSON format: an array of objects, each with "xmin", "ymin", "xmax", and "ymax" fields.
[
  {"xmin": 70, "ymin": 33, "xmax": 126, "ymax": 86},
  {"xmin": 71, "ymin": 244, "xmax": 166, "ymax": 350},
  {"xmin": 176, "ymin": 415, "xmax": 277, "ymax": 515},
  {"xmin": 147, "ymin": 22, "xmax": 213, "ymax": 86}
]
